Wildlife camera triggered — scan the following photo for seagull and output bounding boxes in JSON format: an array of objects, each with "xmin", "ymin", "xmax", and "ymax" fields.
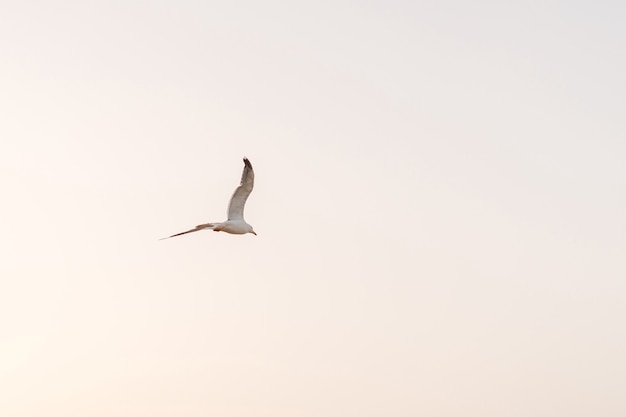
[{"xmin": 162, "ymin": 157, "xmax": 257, "ymax": 239}]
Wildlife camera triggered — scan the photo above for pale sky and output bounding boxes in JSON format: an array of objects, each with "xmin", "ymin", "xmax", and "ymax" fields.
[{"xmin": 1, "ymin": 1, "xmax": 625, "ymax": 416}]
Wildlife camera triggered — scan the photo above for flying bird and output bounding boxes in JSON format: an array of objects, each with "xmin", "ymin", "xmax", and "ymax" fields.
[{"xmin": 162, "ymin": 157, "xmax": 257, "ymax": 239}]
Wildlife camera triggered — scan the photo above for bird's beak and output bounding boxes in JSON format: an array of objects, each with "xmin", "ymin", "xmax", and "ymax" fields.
[{"xmin": 252, "ymin": 231, "xmax": 257, "ymax": 236}]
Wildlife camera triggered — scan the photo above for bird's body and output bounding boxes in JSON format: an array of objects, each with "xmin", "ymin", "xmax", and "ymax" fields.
[
  {"xmin": 215, "ymin": 220, "xmax": 255, "ymax": 234},
  {"xmin": 162, "ymin": 158, "xmax": 257, "ymax": 239}
]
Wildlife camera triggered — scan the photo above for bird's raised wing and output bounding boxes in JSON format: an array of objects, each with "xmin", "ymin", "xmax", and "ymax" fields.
[{"xmin": 227, "ymin": 157, "xmax": 254, "ymax": 220}]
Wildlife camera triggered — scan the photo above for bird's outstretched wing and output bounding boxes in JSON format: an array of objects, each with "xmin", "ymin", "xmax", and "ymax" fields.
[
  {"xmin": 227, "ymin": 158, "xmax": 254, "ymax": 220},
  {"xmin": 160, "ymin": 223, "xmax": 215, "ymax": 240}
]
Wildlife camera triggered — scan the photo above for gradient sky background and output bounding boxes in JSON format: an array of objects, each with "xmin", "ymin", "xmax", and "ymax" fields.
[{"xmin": 1, "ymin": 1, "xmax": 625, "ymax": 416}]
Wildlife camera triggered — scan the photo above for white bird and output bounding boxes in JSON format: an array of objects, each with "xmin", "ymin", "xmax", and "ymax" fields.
[{"xmin": 162, "ymin": 157, "xmax": 257, "ymax": 239}]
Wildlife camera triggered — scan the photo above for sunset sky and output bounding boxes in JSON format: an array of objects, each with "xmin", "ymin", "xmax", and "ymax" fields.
[{"xmin": 1, "ymin": 1, "xmax": 625, "ymax": 416}]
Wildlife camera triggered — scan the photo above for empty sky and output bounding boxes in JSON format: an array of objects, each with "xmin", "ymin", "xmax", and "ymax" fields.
[{"xmin": 1, "ymin": 1, "xmax": 625, "ymax": 416}]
